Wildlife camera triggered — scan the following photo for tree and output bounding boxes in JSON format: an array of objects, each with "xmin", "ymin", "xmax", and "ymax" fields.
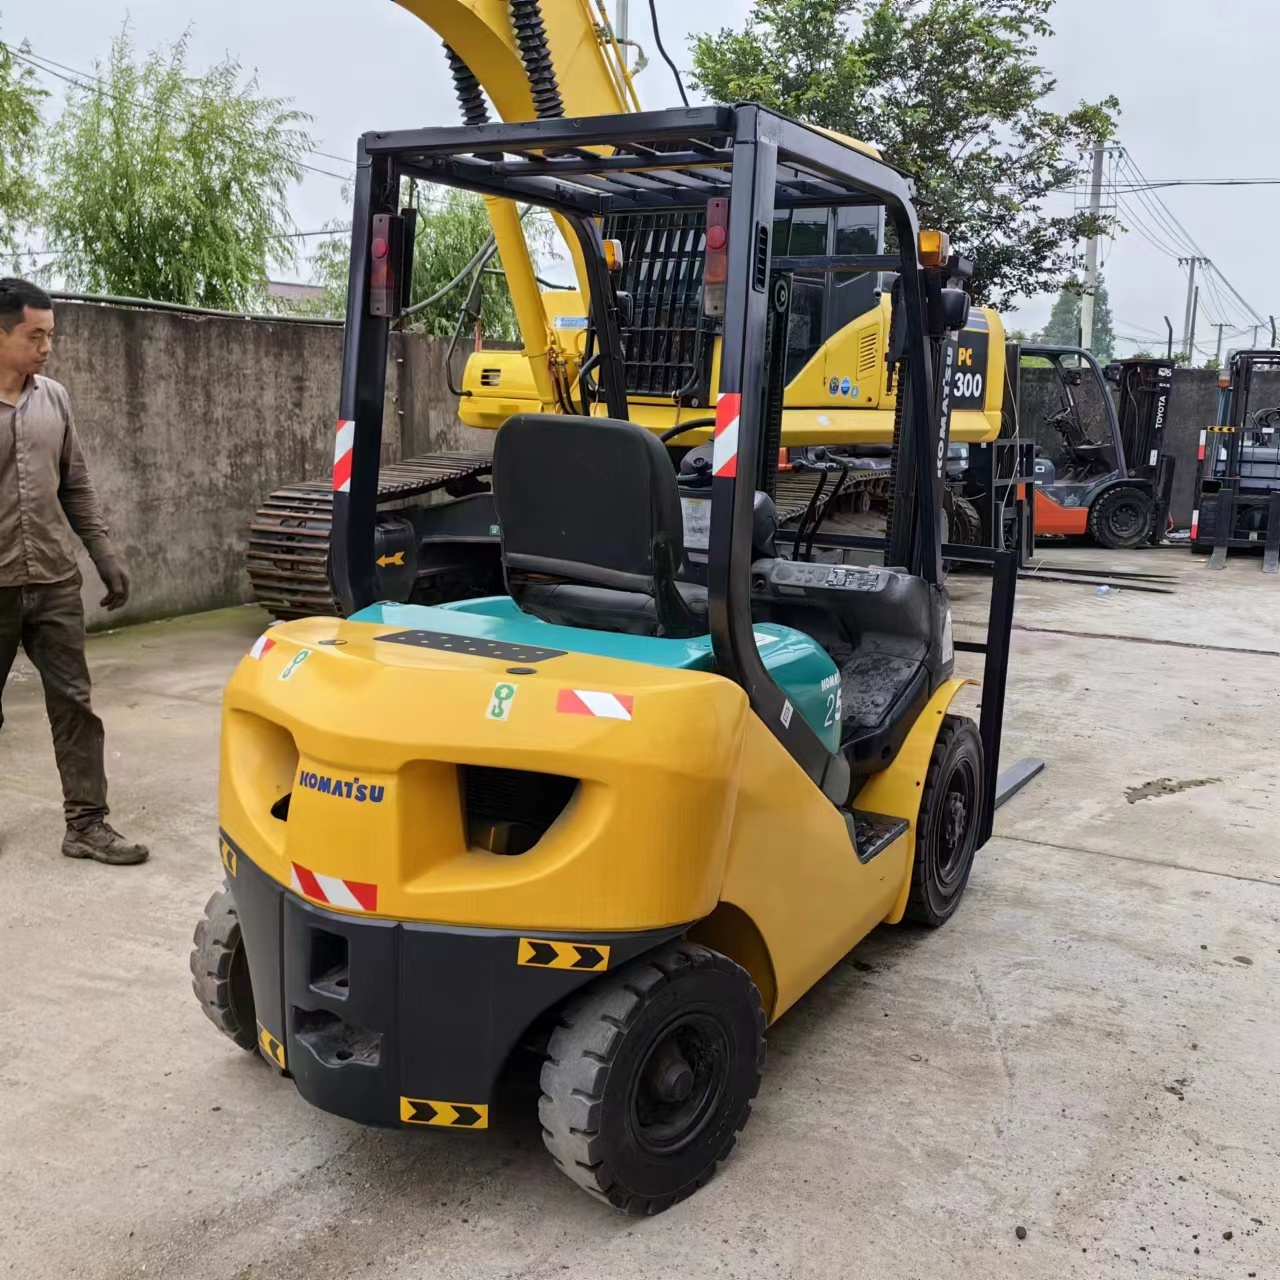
[
  {"xmin": 311, "ymin": 189, "xmax": 553, "ymax": 340},
  {"xmin": 690, "ymin": 0, "xmax": 1119, "ymax": 308},
  {"xmin": 1039, "ymin": 275, "xmax": 1114, "ymax": 362},
  {"xmin": 0, "ymin": 30, "xmax": 46, "ymax": 258},
  {"xmin": 41, "ymin": 28, "xmax": 313, "ymax": 308},
  {"xmin": 1039, "ymin": 280, "xmax": 1080, "ymax": 346}
]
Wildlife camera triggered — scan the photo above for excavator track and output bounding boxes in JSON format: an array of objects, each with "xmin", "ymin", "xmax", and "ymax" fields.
[
  {"xmin": 773, "ymin": 466, "xmax": 889, "ymax": 525},
  {"xmin": 247, "ymin": 451, "xmax": 493, "ymax": 620}
]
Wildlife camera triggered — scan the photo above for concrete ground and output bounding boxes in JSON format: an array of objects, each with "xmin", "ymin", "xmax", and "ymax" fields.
[{"xmin": 1, "ymin": 545, "xmax": 1277, "ymax": 1280}]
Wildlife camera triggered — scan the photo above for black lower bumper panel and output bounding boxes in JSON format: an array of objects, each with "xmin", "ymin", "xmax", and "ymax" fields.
[{"xmin": 222, "ymin": 832, "xmax": 684, "ymax": 1128}]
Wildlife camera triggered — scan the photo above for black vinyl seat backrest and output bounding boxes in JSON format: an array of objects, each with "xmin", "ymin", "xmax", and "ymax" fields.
[{"xmin": 492, "ymin": 414, "xmax": 707, "ymax": 638}]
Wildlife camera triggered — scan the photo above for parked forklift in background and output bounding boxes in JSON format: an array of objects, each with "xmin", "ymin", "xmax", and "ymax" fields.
[
  {"xmin": 1191, "ymin": 348, "xmax": 1280, "ymax": 572},
  {"xmin": 192, "ymin": 102, "xmax": 1020, "ymax": 1214},
  {"xmin": 1017, "ymin": 347, "xmax": 1175, "ymax": 550}
]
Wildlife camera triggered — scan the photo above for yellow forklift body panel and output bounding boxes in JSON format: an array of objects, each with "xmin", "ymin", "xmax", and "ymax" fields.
[{"xmin": 219, "ymin": 621, "xmax": 973, "ymax": 1021}]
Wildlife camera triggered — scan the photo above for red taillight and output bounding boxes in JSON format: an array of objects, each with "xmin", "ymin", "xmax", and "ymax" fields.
[
  {"xmin": 704, "ymin": 197, "xmax": 729, "ymax": 317},
  {"xmin": 369, "ymin": 214, "xmax": 402, "ymax": 318}
]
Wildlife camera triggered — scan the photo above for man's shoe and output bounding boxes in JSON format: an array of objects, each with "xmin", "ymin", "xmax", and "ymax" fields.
[{"xmin": 62, "ymin": 822, "xmax": 150, "ymax": 865}]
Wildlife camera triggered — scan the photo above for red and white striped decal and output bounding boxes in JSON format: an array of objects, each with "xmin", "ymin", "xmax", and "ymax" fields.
[
  {"xmin": 249, "ymin": 634, "xmax": 276, "ymax": 660},
  {"xmin": 712, "ymin": 393, "xmax": 741, "ymax": 479},
  {"xmin": 290, "ymin": 861, "xmax": 378, "ymax": 913},
  {"xmin": 1190, "ymin": 508, "xmax": 1200, "ymax": 539},
  {"xmin": 1197, "ymin": 429, "xmax": 1207, "ymax": 462},
  {"xmin": 556, "ymin": 688, "xmax": 635, "ymax": 721},
  {"xmin": 333, "ymin": 418, "xmax": 356, "ymax": 493}
]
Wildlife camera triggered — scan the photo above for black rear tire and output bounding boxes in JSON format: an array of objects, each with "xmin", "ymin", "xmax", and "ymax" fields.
[
  {"xmin": 1088, "ymin": 485, "xmax": 1153, "ymax": 550},
  {"xmin": 191, "ymin": 888, "xmax": 257, "ymax": 1051},
  {"xmin": 539, "ymin": 942, "xmax": 765, "ymax": 1214},
  {"xmin": 948, "ymin": 493, "xmax": 984, "ymax": 546},
  {"xmin": 906, "ymin": 714, "xmax": 984, "ymax": 927}
]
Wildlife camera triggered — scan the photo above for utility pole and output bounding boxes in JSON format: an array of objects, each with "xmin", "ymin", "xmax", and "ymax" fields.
[
  {"xmin": 1080, "ymin": 144, "xmax": 1107, "ymax": 354},
  {"xmin": 1214, "ymin": 322, "xmax": 1227, "ymax": 365},
  {"xmin": 1179, "ymin": 257, "xmax": 1208, "ymax": 359},
  {"xmin": 1271, "ymin": 315, "xmax": 1277, "ymax": 347},
  {"xmin": 1252, "ymin": 325, "xmax": 1260, "ymax": 348},
  {"xmin": 1188, "ymin": 286, "xmax": 1200, "ymax": 365}
]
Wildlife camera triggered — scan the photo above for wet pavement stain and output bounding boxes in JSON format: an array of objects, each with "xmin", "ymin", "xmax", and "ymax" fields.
[{"xmin": 1125, "ymin": 776, "xmax": 1223, "ymax": 804}]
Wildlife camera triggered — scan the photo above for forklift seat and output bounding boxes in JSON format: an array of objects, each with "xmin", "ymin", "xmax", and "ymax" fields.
[{"xmin": 492, "ymin": 414, "xmax": 708, "ymax": 638}]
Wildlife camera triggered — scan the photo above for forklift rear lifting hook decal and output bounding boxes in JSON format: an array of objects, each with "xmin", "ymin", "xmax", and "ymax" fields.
[
  {"xmin": 257, "ymin": 1023, "xmax": 286, "ymax": 1070},
  {"xmin": 517, "ymin": 937, "xmax": 611, "ymax": 971},
  {"xmin": 279, "ymin": 650, "xmax": 311, "ymax": 681},
  {"xmin": 219, "ymin": 838, "xmax": 237, "ymax": 878},
  {"xmin": 488, "ymin": 682, "xmax": 518, "ymax": 721},
  {"xmin": 400, "ymin": 1098, "xmax": 489, "ymax": 1129}
]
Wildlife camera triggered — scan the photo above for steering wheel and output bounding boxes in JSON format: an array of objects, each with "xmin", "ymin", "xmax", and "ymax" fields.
[
  {"xmin": 659, "ymin": 417, "xmax": 716, "ymax": 443},
  {"xmin": 1044, "ymin": 406, "xmax": 1075, "ymax": 435}
]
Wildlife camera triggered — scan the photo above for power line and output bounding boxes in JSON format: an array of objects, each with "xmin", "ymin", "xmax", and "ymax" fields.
[
  {"xmin": 7, "ymin": 43, "xmax": 355, "ymax": 182},
  {"xmin": 1116, "ymin": 147, "xmax": 1269, "ymax": 331},
  {"xmin": 1059, "ymin": 178, "xmax": 1280, "ymax": 193},
  {"xmin": 1116, "ymin": 153, "xmax": 1200, "ymax": 256}
]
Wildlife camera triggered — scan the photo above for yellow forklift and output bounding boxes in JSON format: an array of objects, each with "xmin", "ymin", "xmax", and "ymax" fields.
[{"xmin": 192, "ymin": 104, "xmax": 1019, "ymax": 1212}]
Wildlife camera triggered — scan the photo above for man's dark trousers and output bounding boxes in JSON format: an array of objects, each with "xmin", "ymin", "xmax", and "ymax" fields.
[{"xmin": 0, "ymin": 575, "xmax": 108, "ymax": 826}]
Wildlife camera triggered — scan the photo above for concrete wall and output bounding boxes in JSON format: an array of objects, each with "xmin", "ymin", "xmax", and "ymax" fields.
[
  {"xmin": 42, "ymin": 300, "xmax": 484, "ymax": 629},
  {"xmin": 40, "ymin": 299, "xmax": 1269, "ymax": 633}
]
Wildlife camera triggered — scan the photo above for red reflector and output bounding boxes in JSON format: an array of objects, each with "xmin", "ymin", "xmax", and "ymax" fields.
[
  {"xmin": 371, "ymin": 237, "xmax": 389, "ymax": 261},
  {"xmin": 707, "ymin": 225, "xmax": 727, "ymax": 251}
]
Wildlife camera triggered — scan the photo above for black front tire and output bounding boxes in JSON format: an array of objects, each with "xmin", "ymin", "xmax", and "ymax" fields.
[
  {"xmin": 191, "ymin": 888, "xmax": 257, "ymax": 1051},
  {"xmin": 907, "ymin": 714, "xmax": 984, "ymax": 927},
  {"xmin": 1088, "ymin": 485, "xmax": 1154, "ymax": 550},
  {"xmin": 539, "ymin": 942, "xmax": 765, "ymax": 1214}
]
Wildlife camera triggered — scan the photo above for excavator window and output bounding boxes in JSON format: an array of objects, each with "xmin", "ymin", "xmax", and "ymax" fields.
[{"xmin": 771, "ymin": 205, "xmax": 884, "ymax": 379}]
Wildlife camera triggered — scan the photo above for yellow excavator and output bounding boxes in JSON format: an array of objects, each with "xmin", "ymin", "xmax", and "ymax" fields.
[{"xmin": 247, "ymin": 0, "xmax": 1007, "ymax": 617}]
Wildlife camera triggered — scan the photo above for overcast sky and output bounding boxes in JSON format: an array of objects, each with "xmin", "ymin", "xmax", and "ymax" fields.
[{"xmin": 9, "ymin": 0, "xmax": 1280, "ymax": 358}]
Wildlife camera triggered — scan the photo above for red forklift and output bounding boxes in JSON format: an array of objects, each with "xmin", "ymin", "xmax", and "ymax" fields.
[{"xmin": 1023, "ymin": 347, "xmax": 1176, "ymax": 549}]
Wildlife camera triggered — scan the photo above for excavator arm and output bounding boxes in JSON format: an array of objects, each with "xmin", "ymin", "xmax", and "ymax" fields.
[{"xmin": 394, "ymin": 0, "xmax": 639, "ymax": 407}]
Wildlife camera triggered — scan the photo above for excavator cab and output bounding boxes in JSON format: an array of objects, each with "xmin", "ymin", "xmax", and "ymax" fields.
[{"xmin": 194, "ymin": 105, "xmax": 1020, "ymax": 1214}]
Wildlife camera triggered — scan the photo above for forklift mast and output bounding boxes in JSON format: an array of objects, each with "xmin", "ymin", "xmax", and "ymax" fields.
[
  {"xmin": 328, "ymin": 105, "xmax": 995, "ymax": 800},
  {"xmin": 1112, "ymin": 357, "xmax": 1174, "ymax": 478}
]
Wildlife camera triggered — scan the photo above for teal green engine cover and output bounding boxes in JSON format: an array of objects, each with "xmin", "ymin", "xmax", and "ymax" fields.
[{"xmin": 349, "ymin": 597, "xmax": 844, "ymax": 752}]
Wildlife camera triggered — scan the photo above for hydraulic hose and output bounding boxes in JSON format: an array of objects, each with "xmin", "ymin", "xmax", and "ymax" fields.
[
  {"xmin": 444, "ymin": 44, "xmax": 491, "ymax": 126},
  {"xmin": 509, "ymin": 0, "xmax": 565, "ymax": 118}
]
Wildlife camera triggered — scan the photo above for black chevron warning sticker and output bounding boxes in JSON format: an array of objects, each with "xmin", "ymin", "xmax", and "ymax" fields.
[
  {"xmin": 399, "ymin": 1097, "xmax": 489, "ymax": 1129},
  {"xmin": 257, "ymin": 1022, "xmax": 286, "ymax": 1070},
  {"xmin": 516, "ymin": 937, "xmax": 611, "ymax": 972},
  {"xmin": 219, "ymin": 837, "xmax": 237, "ymax": 878}
]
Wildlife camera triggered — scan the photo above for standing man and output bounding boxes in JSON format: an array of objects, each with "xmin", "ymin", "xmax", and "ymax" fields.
[{"xmin": 0, "ymin": 279, "xmax": 148, "ymax": 864}]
